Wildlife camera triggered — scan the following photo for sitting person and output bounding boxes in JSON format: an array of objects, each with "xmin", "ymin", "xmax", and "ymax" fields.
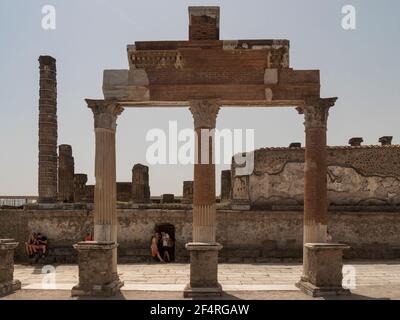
[
  {"xmin": 84, "ymin": 230, "xmax": 94, "ymax": 241},
  {"xmin": 151, "ymin": 232, "xmax": 164, "ymax": 263},
  {"xmin": 34, "ymin": 232, "xmax": 48, "ymax": 255},
  {"xmin": 25, "ymin": 232, "xmax": 38, "ymax": 257}
]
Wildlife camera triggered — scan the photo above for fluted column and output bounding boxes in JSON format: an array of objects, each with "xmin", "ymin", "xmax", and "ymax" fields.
[
  {"xmin": 87, "ymin": 100, "xmax": 123, "ymax": 242},
  {"xmin": 190, "ymin": 100, "xmax": 220, "ymax": 243},
  {"xmin": 184, "ymin": 99, "xmax": 222, "ymax": 297},
  {"xmin": 72, "ymin": 100, "xmax": 124, "ymax": 297}
]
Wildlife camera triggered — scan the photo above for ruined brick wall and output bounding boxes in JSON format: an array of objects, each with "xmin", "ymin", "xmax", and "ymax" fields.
[
  {"xmin": 1, "ymin": 208, "xmax": 399, "ymax": 262},
  {"xmin": 232, "ymin": 145, "xmax": 400, "ymax": 207},
  {"xmin": 117, "ymin": 182, "xmax": 132, "ymax": 202}
]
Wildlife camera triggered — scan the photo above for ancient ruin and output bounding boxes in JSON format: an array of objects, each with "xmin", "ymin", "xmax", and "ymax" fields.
[
  {"xmin": 38, "ymin": 56, "xmax": 58, "ymax": 203},
  {"xmin": 1, "ymin": 5, "xmax": 399, "ymax": 301},
  {"xmin": 58, "ymin": 145, "xmax": 75, "ymax": 203}
]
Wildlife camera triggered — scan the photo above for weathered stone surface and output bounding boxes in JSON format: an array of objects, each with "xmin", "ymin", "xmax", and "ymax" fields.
[
  {"xmin": 71, "ymin": 242, "xmax": 123, "ymax": 297},
  {"xmin": 0, "ymin": 239, "xmax": 21, "ymax": 296},
  {"xmin": 38, "ymin": 56, "xmax": 58, "ymax": 203},
  {"xmin": 1, "ymin": 208, "xmax": 399, "ymax": 262},
  {"xmin": 184, "ymin": 243, "xmax": 222, "ymax": 297},
  {"xmin": 131, "ymin": 164, "xmax": 150, "ymax": 203},
  {"xmin": 73, "ymin": 174, "xmax": 87, "ymax": 203},
  {"xmin": 379, "ymin": 136, "xmax": 393, "ymax": 146},
  {"xmin": 232, "ymin": 144, "xmax": 400, "ymax": 208},
  {"xmin": 349, "ymin": 137, "xmax": 363, "ymax": 146},
  {"xmin": 220, "ymin": 170, "xmax": 231, "ymax": 201},
  {"xmin": 117, "ymin": 182, "xmax": 132, "ymax": 202},
  {"xmin": 58, "ymin": 145, "xmax": 74, "ymax": 203},
  {"xmin": 182, "ymin": 181, "xmax": 193, "ymax": 204},
  {"xmin": 296, "ymin": 243, "xmax": 351, "ymax": 297},
  {"xmin": 161, "ymin": 194, "xmax": 175, "ymax": 204}
]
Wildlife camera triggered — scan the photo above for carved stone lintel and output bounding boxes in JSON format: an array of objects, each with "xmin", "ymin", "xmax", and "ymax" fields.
[
  {"xmin": 297, "ymin": 97, "xmax": 337, "ymax": 130},
  {"xmin": 189, "ymin": 100, "xmax": 220, "ymax": 129},
  {"xmin": 86, "ymin": 99, "xmax": 124, "ymax": 131}
]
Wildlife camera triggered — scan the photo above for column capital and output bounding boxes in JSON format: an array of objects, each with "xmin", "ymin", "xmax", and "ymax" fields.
[
  {"xmin": 189, "ymin": 99, "xmax": 221, "ymax": 129},
  {"xmin": 296, "ymin": 97, "xmax": 337, "ymax": 129},
  {"xmin": 86, "ymin": 99, "xmax": 124, "ymax": 131}
]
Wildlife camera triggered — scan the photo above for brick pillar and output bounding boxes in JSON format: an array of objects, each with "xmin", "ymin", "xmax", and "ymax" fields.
[
  {"xmin": 184, "ymin": 99, "xmax": 222, "ymax": 297},
  {"xmin": 296, "ymin": 98, "xmax": 349, "ymax": 297},
  {"xmin": 73, "ymin": 174, "xmax": 87, "ymax": 203},
  {"xmin": 131, "ymin": 164, "xmax": 150, "ymax": 203},
  {"xmin": 189, "ymin": 6, "xmax": 220, "ymax": 41},
  {"xmin": 38, "ymin": 56, "xmax": 58, "ymax": 203},
  {"xmin": 220, "ymin": 170, "xmax": 231, "ymax": 201},
  {"xmin": 58, "ymin": 145, "xmax": 75, "ymax": 202},
  {"xmin": 182, "ymin": 181, "xmax": 193, "ymax": 204},
  {"xmin": 72, "ymin": 100, "xmax": 124, "ymax": 297},
  {"xmin": 298, "ymin": 98, "xmax": 336, "ymax": 245}
]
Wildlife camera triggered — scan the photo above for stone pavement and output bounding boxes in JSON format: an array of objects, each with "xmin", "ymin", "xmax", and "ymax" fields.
[{"xmin": 2, "ymin": 261, "xmax": 400, "ymax": 300}]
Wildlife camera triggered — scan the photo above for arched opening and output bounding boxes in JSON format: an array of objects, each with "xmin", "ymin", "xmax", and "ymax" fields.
[{"xmin": 155, "ymin": 223, "xmax": 176, "ymax": 262}]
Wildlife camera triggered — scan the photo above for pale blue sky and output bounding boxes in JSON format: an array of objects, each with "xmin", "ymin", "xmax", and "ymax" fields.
[{"xmin": 0, "ymin": 0, "xmax": 399, "ymax": 196}]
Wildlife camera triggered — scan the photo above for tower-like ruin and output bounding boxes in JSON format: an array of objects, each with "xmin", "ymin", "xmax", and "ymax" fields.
[{"xmin": 38, "ymin": 56, "xmax": 58, "ymax": 203}]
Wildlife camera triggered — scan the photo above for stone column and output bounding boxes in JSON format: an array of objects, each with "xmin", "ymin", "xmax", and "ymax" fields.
[
  {"xmin": 72, "ymin": 100, "xmax": 123, "ymax": 297},
  {"xmin": 184, "ymin": 99, "xmax": 222, "ymax": 297},
  {"xmin": 0, "ymin": 239, "xmax": 21, "ymax": 296},
  {"xmin": 58, "ymin": 145, "xmax": 75, "ymax": 202},
  {"xmin": 38, "ymin": 56, "xmax": 58, "ymax": 203},
  {"xmin": 298, "ymin": 98, "xmax": 336, "ymax": 245},
  {"xmin": 296, "ymin": 97, "xmax": 349, "ymax": 297}
]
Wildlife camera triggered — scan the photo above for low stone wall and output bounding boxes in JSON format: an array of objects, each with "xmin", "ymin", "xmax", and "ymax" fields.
[{"xmin": 0, "ymin": 207, "xmax": 399, "ymax": 263}]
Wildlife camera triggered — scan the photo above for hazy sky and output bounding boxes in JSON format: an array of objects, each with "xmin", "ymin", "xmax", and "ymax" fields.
[{"xmin": 1, "ymin": 0, "xmax": 399, "ymax": 196}]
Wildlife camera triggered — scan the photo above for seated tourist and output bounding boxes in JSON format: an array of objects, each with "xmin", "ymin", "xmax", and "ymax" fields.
[
  {"xmin": 84, "ymin": 230, "xmax": 94, "ymax": 241},
  {"xmin": 35, "ymin": 232, "xmax": 48, "ymax": 255},
  {"xmin": 25, "ymin": 232, "xmax": 38, "ymax": 257},
  {"xmin": 151, "ymin": 232, "xmax": 164, "ymax": 263}
]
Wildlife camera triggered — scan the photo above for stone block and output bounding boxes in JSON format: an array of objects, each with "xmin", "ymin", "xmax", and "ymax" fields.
[
  {"xmin": 71, "ymin": 241, "xmax": 123, "ymax": 297},
  {"xmin": 0, "ymin": 239, "xmax": 21, "ymax": 296},
  {"xmin": 184, "ymin": 243, "xmax": 223, "ymax": 297},
  {"xmin": 296, "ymin": 243, "xmax": 351, "ymax": 297}
]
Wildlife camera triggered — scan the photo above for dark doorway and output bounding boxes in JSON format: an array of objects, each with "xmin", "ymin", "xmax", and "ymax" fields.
[{"xmin": 155, "ymin": 223, "xmax": 176, "ymax": 261}]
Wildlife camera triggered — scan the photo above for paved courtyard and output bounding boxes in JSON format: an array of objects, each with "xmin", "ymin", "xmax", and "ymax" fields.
[{"xmin": 2, "ymin": 261, "xmax": 400, "ymax": 300}]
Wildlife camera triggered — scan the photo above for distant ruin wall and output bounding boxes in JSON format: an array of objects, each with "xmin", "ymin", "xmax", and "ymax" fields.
[
  {"xmin": 232, "ymin": 146, "xmax": 400, "ymax": 207},
  {"xmin": 1, "ymin": 208, "xmax": 399, "ymax": 263}
]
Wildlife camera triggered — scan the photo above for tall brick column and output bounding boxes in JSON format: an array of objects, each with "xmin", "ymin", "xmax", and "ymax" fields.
[
  {"xmin": 296, "ymin": 98, "xmax": 349, "ymax": 297},
  {"xmin": 131, "ymin": 164, "xmax": 150, "ymax": 203},
  {"xmin": 72, "ymin": 100, "xmax": 124, "ymax": 297},
  {"xmin": 58, "ymin": 145, "xmax": 74, "ymax": 203},
  {"xmin": 298, "ymin": 98, "xmax": 336, "ymax": 245},
  {"xmin": 184, "ymin": 99, "xmax": 222, "ymax": 297},
  {"xmin": 38, "ymin": 56, "xmax": 58, "ymax": 203}
]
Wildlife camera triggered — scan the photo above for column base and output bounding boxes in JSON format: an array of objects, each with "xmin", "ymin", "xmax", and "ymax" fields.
[
  {"xmin": 183, "ymin": 283, "xmax": 223, "ymax": 298},
  {"xmin": 71, "ymin": 241, "xmax": 124, "ymax": 297},
  {"xmin": 71, "ymin": 279, "xmax": 124, "ymax": 297},
  {"xmin": 184, "ymin": 242, "xmax": 223, "ymax": 298},
  {"xmin": 0, "ymin": 280, "xmax": 21, "ymax": 296},
  {"xmin": 298, "ymin": 243, "xmax": 351, "ymax": 297},
  {"xmin": 296, "ymin": 280, "xmax": 350, "ymax": 297},
  {"xmin": 0, "ymin": 239, "xmax": 21, "ymax": 297}
]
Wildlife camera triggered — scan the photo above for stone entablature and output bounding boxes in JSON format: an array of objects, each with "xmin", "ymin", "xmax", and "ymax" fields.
[{"xmin": 232, "ymin": 144, "xmax": 400, "ymax": 207}]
